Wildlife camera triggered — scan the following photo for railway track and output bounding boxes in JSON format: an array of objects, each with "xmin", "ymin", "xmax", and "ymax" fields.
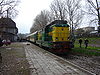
[{"xmin": 25, "ymin": 42, "xmax": 96, "ymax": 75}]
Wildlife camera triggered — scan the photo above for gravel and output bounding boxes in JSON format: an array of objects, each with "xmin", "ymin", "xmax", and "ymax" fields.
[
  {"xmin": 0, "ymin": 43, "xmax": 30, "ymax": 75},
  {"xmin": 64, "ymin": 54, "xmax": 100, "ymax": 75}
]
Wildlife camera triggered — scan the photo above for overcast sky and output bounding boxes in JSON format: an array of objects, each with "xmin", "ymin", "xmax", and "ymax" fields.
[
  {"xmin": 14, "ymin": 0, "xmax": 53, "ymax": 34},
  {"xmin": 14, "ymin": 0, "xmax": 98, "ymax": 34}
]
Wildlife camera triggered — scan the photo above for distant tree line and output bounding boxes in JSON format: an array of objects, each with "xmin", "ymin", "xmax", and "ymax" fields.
[{"xmin": 30, "ymin": 0, "xmax": 100, "ymax": 35}]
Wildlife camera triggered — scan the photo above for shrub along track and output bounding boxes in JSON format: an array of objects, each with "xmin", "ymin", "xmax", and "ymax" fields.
[{"xmin": 0, "ymin": 42, "xmax": 30, "ymax": 75}]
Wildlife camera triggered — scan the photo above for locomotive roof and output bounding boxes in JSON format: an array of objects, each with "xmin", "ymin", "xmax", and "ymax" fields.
[
  {"xmin": 48, "ymin": 20, "xmax": 67, "ymax": 25},
  {"xmin": 46, "ymin": 20, "xmax": 69, "ymax": 27},
  {"xmin": 26, "ymin": 31, "xmax": 38, "ymax": 37},
  {"xmin": 50, "ymin": 24, "xmax": 69, "ymax": 27}
]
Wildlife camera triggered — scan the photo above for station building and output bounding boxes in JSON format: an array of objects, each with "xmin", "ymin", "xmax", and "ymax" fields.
[{"xmin": 0, "ymin": 17, "xmax": 18, "ymax": 42}]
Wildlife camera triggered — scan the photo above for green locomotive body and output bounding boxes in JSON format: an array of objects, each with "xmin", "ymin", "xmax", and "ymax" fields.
[{"xmin": 27, "ymin": 20, "xmax": 73, "ymax": 54}]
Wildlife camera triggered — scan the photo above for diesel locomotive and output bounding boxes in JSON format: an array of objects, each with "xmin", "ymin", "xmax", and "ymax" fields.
[{"xmin": 27, "ymin": 20, "xmax": 73, "ymax": 54}]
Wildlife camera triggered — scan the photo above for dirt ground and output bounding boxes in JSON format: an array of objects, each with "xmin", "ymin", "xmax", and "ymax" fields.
[
  {"xmin": 0, "ymin": 42, "xmax": 100, "ymax": 75},
  {"xmin": 0, "ymin": 42, "xmax": 30, "ymax": 75}
]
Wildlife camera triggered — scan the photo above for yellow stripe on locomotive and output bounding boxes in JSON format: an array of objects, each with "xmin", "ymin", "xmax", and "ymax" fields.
[
  {"xmin": 53, "ymin": 27, "xmax": 69, "ymax": 33},
  {"xmin": 38, "ymin": 30, "xmax": 42, "ymax": 40}
]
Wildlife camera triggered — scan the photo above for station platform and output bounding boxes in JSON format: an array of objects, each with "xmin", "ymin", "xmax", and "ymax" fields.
[{"xmin": 24, "ymin": 43, "xmax": 94, "ymax": 75}]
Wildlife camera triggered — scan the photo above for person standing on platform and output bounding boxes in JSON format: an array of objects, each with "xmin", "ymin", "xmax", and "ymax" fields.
[
  {"xmin": 84, "ymin": 38, "xmax": 89, "ymax": 48},
  {"xmin": 79, "ymin": 38, "xmax": 82, "ymax": 48},
  {"xmin": 0, "ymin": 38, "xmax": 3, "ymax": 47}
]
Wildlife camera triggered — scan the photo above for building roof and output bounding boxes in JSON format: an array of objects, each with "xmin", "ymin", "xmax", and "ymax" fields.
[{"xmin": 0, "ymin": 18, "xmax": 17, "ymax": 28}]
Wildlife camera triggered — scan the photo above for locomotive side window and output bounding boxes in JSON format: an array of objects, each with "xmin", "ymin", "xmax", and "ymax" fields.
[
  {"xmin": 68, "ymin": 37, "xmax": 69, "ymax": 40},
  {"xmin": 55, "ymin": 37, "xmax": 58, "ymax": 40},
  {"xmin": 53, "ymin": 27, "xmax": 55, "ymax": 31},
  {"xmin": 62, "ymin": 28, "xmax": 64, "ymax": 31},
  {"xmin": 62, "ymin": 38, "xmax": 64, "ymax": 40}
]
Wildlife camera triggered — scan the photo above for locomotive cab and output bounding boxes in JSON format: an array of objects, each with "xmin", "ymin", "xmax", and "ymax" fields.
[
  {"xmin": 48, "ymin": 24, "xmax": 72, "ymax": 51},
  {"xmin": 50, "ymin": 24, "xmax": 70, "ymax": 42}
]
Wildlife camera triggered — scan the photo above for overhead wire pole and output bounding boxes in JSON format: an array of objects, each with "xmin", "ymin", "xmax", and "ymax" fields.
[{"xmin": 96, "ymin": 0, "xmax": 100, "ymax": 33}]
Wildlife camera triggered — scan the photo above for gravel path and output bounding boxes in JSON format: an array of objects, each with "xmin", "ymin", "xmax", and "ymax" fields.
[
  {"xmin": 0, "ymin": 43, "xmax": 30, "ymax": 75},
  {"xmin": 64, "ymin": 54, "xmax": 100, "ymax": 75},
  {"xmin": 0, "ymin": 42, "xmax": 100, "ymax": 75}
]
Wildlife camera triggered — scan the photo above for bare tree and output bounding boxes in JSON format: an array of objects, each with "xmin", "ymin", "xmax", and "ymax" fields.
[
  {"xmin": 50, "ymin": 0, "xmax": 84, "ymax": 27},
  {"xmin": 65, "ymin": 0, "xmax": 84, "ymax": 33},
  {"xmin": 50, "ymin": 0, "xmax": 84, "ymax": 30},
  {"xmin": 50, "ymin": 0, "xmax": 66, "ymax": 20},
  {"xmin": 0, "ymin": 0, "xmax": 20, "ymax": 18},
  {"xmin": 85, "ymin": 0, "xmax": 100, "ymax": 32},
  {"xmin": 31, "ymin": 0, "xmax": 84, "ymax": 36},
  {"xmin": 30, "ymin": 10, "xmax": 52, "ymax": 33},
  {"xmin": 50, "ymin": 0, "xmax": 84, "ymax": 42}
]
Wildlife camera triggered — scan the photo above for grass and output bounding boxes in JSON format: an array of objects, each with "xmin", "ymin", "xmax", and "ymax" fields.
[
  {"xmin": 72, "ymin": 47, "xmax": 100, "ymax": 56},
  {"xmin": 75, "ymin": 37, "xmax": 100, "ymax": 44},
  {"xmin": 72, "ymin": 37, "xmax": 100, "ymax": 56}
]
